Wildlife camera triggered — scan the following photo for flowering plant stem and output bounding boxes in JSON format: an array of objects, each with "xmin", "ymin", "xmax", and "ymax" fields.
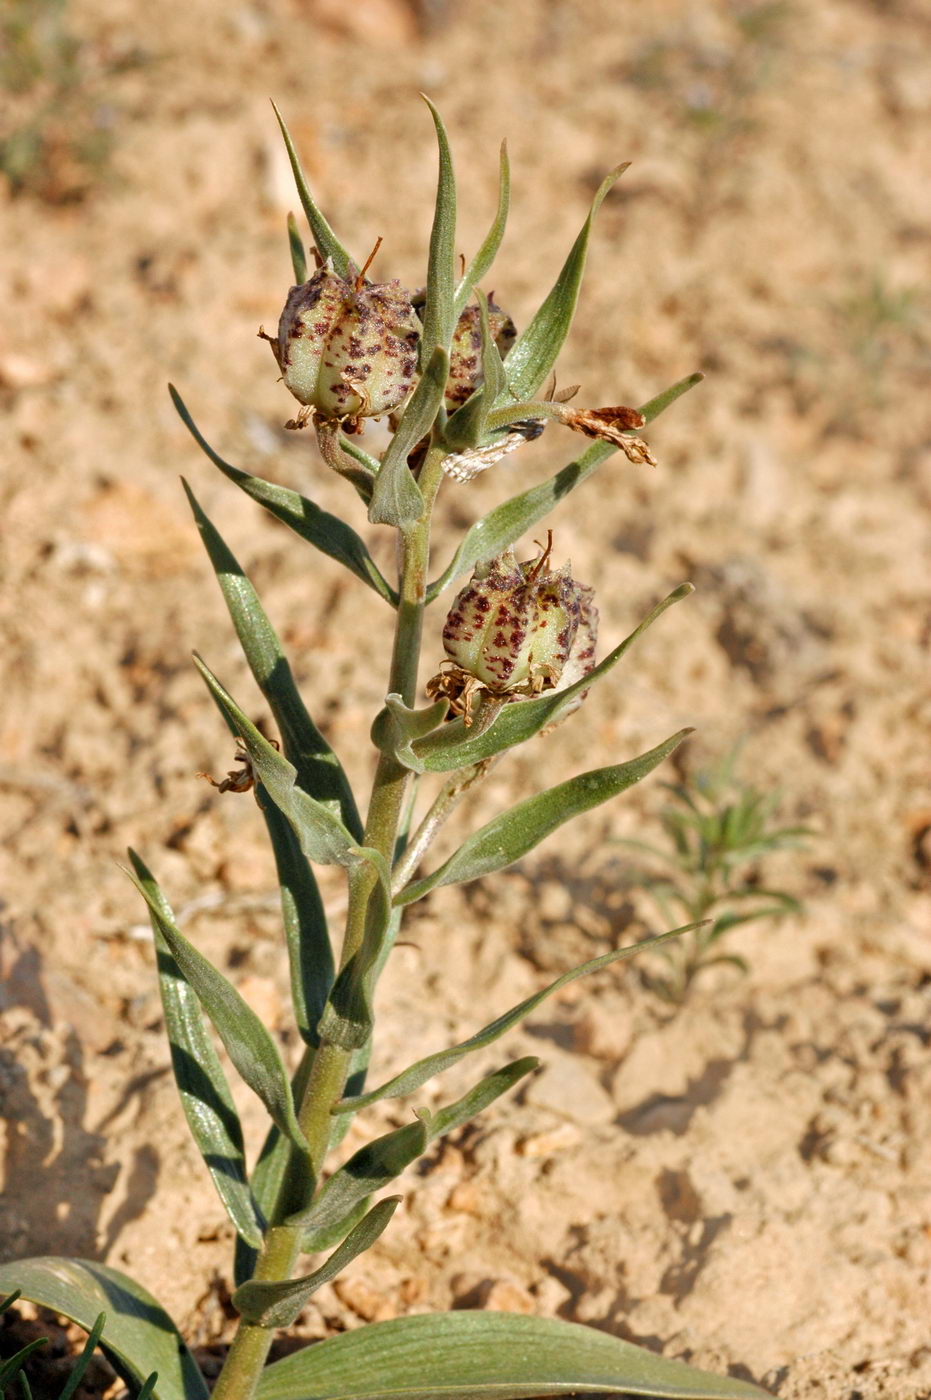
[
  {"xmin": 214, "ymin": 446, "xmax": 446, "ymax": 1400},
  {"xmin": 0, "ymin": 102, "xmax": 773, "ymax": 1400}
]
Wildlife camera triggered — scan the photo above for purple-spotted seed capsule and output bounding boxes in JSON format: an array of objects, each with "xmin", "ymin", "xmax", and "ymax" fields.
[
  {"xmin": 268, "ymin": 258, "xmax": 421, "ymax": 428},
  {"xmin": 412, "ymin": 292, "xmax": 516, "ymax": 410},
  {"xmin": 445, "ymin": 297, "xmax": 516, "ymax": 409},
  {"xmin": 427, "ymin": 536, "xmax": 594, "ymax": 724}
]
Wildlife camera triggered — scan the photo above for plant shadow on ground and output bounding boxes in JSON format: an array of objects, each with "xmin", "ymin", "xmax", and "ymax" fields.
[{"xmin": 0, "ymin": 932, "xmax": 166, "ymax": 1261}]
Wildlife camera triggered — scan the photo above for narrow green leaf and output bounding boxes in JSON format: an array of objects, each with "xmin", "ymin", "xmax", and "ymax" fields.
[
  {"xmin": 0, "ymin": 1259, "xmax": 209, "ymax": 1400},
  {"xmin": 58, "ymin": 1313, "xmax": 107, "ymax": 1400},
  {"xmin": 0, "ymin": 1290, "xmax": 21, "ymax": 1314},
  {"xmin": 636, "ymin": 370, "xmax": 706, "ymax": 427},
  {"xmin": 271, "ymin": 102, "xmax": 354, "ymax": 276},
  {"xmin": 334, "ymin": 925, "xmax": 694, "ymax": 1114},
  {"xmin": 408, "ymin": 585, "xmax": 693, "ymax": 774},
  {"xmin": 453, "ymin": 141, "xmax": 510, "ymax": 320},
  {"xmin": 233, "ymin": 1041, "xmax": 318, "ymax": 1287},
  {"xmin": 19, "ymin": 1368, "xmax": 35, "ymax": 1400},
  {"xmin": 294, "ymin": 1120, "xmax": 428, "ymax": 1239},
  {"xmin": 501, "ymin": 163, "xmax": 628, "ymax": 403},
  {"xmin": 424, "ymin": 1057, "xmax": 538, "ymax": 1139},
  {"xmin": 442, "ymin": 290, "xmax": 510, "ymax": 452},
  {"xmin": 234, "ymin": 1122, "xmax": 286, "ymax": 1288},
  {"xmin": 0, "ymin": 1339, "xmax": 47, "ymax": 1388},
  {"xmin": 234, "ymin": 1197, "xmax": 401, "ymax": 1328},
  {"xmin": 428, "ymin": 373, "xmax": 702, "ymax": 602},
  {"xmin": 170, "ymin": 387, "xmax": 396, "ymax": 605},
  {"xmin": 192, "ymin": 655, "xmax": 358, "ymax": 868},
  {"xmin": 338, "ymin": 432, "xmax": 382, "ymax": 477},
  {"xmin": 300, "ymin": 1061, "xmax": 535, "ymax": 1251},
  {"xmin": 397, "ymin": 730, "xmax": 691, "ymax": 904},
  {"xmin": 287, "ymin": 213, "xmax": 307, "ymax": 284},
  {"xmin": 129, "ymin": 852, "xmax": 263, "ymax": 1249},
  {"xmin": 317, "ymin": 852, "xmax": 393, "ymax": 1051},
  {"xmin": 303, "ymin": 1195, "xmax": 373, "ymax": 1254},
  {"xmin": 126, "ymin": 858, "xmax": 309, "ymax": 1155},
  {"xmin": 371, "ymin": 693, "xmax": 449, "ymax": 768},
  {"xmin": 368, "ymin": 348, "xmax": 448, "ymax": 527},
  {"xmin": 257, "ymin": 1310, "xmax": 770, "ymax": 1400},
  {"xmin": 263, "ymin": 802, "xmax": 334, "ymax": 1045},
  {"xmin": 417, "ymin": 96, "xmax": 457, "ymax": 372},
  {"xmin": 184, "ymin": 478, "xmax": 361, "ymax": 841},
  {"xmin": 137, "ymin": 1375, "xmax": 159, "ymax": 1400}
]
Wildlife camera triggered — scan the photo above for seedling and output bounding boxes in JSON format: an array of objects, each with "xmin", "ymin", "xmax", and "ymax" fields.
[{"xmin": 620, "ymin": 748, "xmax": 811, "ymax": 1002}]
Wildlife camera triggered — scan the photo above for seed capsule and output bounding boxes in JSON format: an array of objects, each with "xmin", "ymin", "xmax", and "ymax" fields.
[
  {"xmin": 412, "ymin": 292, "xmax": 516, "ymax": 410},
  {"xmin": 270, "ymin": 260, "xmax": 421, "ymax": 426},
  {"xmin": 436, "ymin": 537, "xmax": 592, "ymax": 719}
]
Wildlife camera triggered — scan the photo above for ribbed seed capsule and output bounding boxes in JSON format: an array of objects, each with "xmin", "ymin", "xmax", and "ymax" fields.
[
  {"xmin": 442, "ymin": 543, "xmax": 584, "ymax": 694},
  {"xmin": 445, "ymin": 298, "xmax": 516, "ymax": 408},
  {"xmin": 412, "ymin": 293, "xmax": 516, "ymax": 410},
  {"xmin": 271, "ymin": 261, "xmax": 421, "ymax": 425}
]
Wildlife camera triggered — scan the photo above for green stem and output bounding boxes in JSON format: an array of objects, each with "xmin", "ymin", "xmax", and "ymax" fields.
[{"xmin": 211, "ymin": 443, "xmax": 444, "ymax": 1400}]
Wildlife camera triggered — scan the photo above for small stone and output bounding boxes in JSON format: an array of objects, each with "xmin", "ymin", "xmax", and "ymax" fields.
[
  {"xmin": 515, "ymin": 1122, "xmax": 582, "ymax": 1156},
  {"xmin": 400, "ymin": 1276, "xmax": 428, "ymax": 1306},
  {"xmin": 446, "ymin": 1180, "xmax": 481, "ymax": 1214},
  {"xmin": 571, "ymin": 1000, "xmax": 634, "ymax": 1061},
  {"xmin": 478, "ymin": 1279, "xmax": 536, "ymax": 1314},
  {"xmin": 524, "ymin": 1054, "xmax": 615, "ymax": 1125},
  {"xmin": 533, "ymin": 1274, "xmax": 574, "ymax": 1314},
  {"xmin": 333, "ymin": 1276, "xmax": 397, "ymax": 1322}
]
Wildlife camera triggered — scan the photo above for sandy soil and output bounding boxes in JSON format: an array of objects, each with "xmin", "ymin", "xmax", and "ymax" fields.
[{"xmin": 2, "ymin": 1, "xmax": 930, "ymax": 1397}]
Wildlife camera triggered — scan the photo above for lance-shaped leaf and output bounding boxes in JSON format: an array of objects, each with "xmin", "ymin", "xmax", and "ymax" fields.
[
  {"xmin": 397, "ymin": 730, "xmax": 691, "ymax": 905},
  {"xmin": 301, "ymin": 1060, "xmax": 536, "ymax": 1245},
  {"xmin": 417, "ymin": 96, "xmax": 457, "ymax": 373},
  {"xmin": 170, "ymin": 387, "xmax": 395, "ymax": 605},
  {"xmin": 286, "ymin": 212, "xmax": 307, "ymax": 284},
  {"xmin": 419, "ymin": 1056, "xmax": 538, "ymax": 1139},
  {"xmin": 499, "ymin": 163, "xmax": 628, "ymax": 404},
  {"xmin": 184, "ymin": 479, "xmax": 361, "ymax": 841},
  {"xmin": 317, "ymin": 851, "xmax": 393, "ymax": 1051},
  {"xmin": 371, "ymin": 693, "xmax": 449, "ymax": 768},
  {"xmin": 234, "ymin": 1123, "xmax": 287, "ymax": 1288},
  {"xmin": 294, "ymin": 1119, "xmax": 428, "ymax": 1240},
  {"xmin": 52, "ymin": 1312, "xmax": 108, "ymax": 1400},
  {"xmin": 0, "ymin": 1259, "xmax": 209, "ymax": 1400},
  {"xmin": 193, "ymin": 655, "xmax": 359, "ymax": 868},
  {"xmin": 368, "ymin": 347, "xmax": 448, "ymax": 527},
  {"xmin": 233, "ymin": 1042, "xmax": 319, "ymax": 1288},
  {"xmin": 453, "ymin": 140, "xmax": 510, "ymax": 321},
  {"xmin": 263, "ymin": 802, "xmax": 334, "ymax": 1045},
  {"xmin": 428, "ymin": 373, "xmax": 703, "ymax": 602},
  {"xmin": 126, "ymin": 858, "xmax": 309, "ymax": 1154},
  {"xmin": 401, "ymin": 585, "xmax": 693, "ymax": 775},
  {"xmin": 234, "ymin": 1197, "xmax": 401, "ymax": 1328},
  {"xmin": 256, "ymin": 1310, "xmax": 770, "ymax": 1400},
  {"xmin": 129, "ymin": 852, "xmax": 263, "ymax": 1247},
  {"xmin": 272, "ymin": 101, "xmax": 354, "ymax": 277},
  {"xmin": 333, "ymin": 928, "xmax": 693, "ymax": 1115},
  {"xmin": 442, "ymin": 290, "xmax": 510, "ymax": 452},
  {"xmin": 303, "ymin": 1196, "xmax": 375, "ymax": 1255}
]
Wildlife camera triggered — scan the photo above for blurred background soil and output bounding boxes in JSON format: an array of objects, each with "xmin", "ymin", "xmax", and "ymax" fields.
[{"xmin": 1, "ymin": 1, "xmax": 930, "ymax": 1397}]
